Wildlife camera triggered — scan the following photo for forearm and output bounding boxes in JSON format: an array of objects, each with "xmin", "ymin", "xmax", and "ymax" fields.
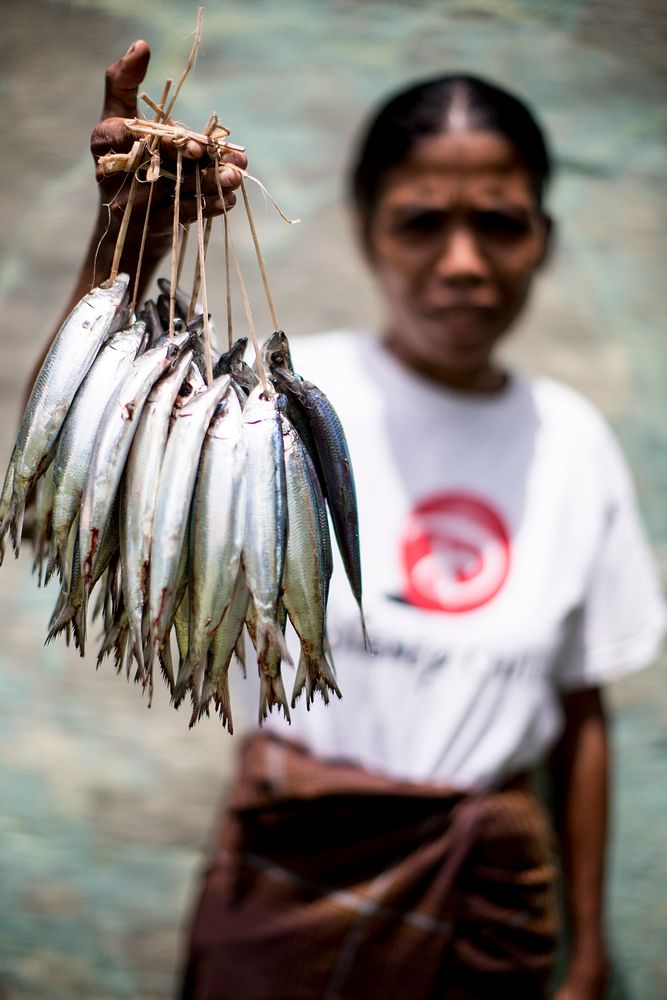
[
  {"xmin": 31, "ymin": 38, "xmax": 245, "ymax": 395},
  {"xmin": 551, "ymin": 686, "xmax": 609, "ymax": 995}
]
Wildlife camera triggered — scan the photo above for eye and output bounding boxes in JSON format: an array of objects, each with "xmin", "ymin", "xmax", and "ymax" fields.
[
  {"xmin": 474, "ymin": 211, "xmax": 530, "ymax": 239},
  {"xmin": 392, "ymin": 210, "xmax": 444, "ymax": 238}
]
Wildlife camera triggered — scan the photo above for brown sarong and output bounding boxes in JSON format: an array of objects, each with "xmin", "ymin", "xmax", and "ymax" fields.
[{"xmin": 181, "ymin": 734, "xmax": 557, "ymax": 999}]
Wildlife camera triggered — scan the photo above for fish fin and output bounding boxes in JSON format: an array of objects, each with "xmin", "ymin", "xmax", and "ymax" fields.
[
  {"xmin": 190, "ymin": 654, "xmax": 210, "ymax": 710},
  {"xmin": 45, "ymin": 604, "xmax": 74, "ymax": 645},
  {"xmin": 0, "ymin": 459, "xmax": 15, "ymax": 534},
  {"xmin": 234, "ymin": 633, "xmax": 247, "ymax": 678},
  {"xmin": 74, "ymin": 581, "xmax": 91, "ymax": 656},
  {"xmin": 213, "ymin": 677, "xmax": 234, "ymax": 735},
  {"xmin": 291, "ymin": 651, "xmax": 341, "ymax": 709},
  {"xmin": 257, "ymin": 619, "xmax": 293, "ymax": 670},
  {"xmin": 44, "ymin": 545, "xmax": 63, "ymax": 588},
  {"xmin": 259, "ymin": 671, "xmax": 291, "ymax": 725},
  {"xmin": 359, "ymin": 609, "xmax": 373, "ymax": 654},
  {"xmin": 157, "ymin": 641, "xmax": 174, "ymax": 694},
  {"xmin": 9, "ymin": 500, "xmax": 26, "ymax": 558},
  {"xmin": 172, "ymin": 654, "xmax": 196, "ymax": 708},
  {"xmin": 129, "ymin": 624, "xmax": 146, "ymax": 681},
  {"xmin": 45, "ymin": 587, "xmax": 75, "ymax": 644}
]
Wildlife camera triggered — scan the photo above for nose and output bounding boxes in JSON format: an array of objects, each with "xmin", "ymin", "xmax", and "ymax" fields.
[{"xmin": 435, "ymin": 227, "xmax": 488, "ymax": 286}]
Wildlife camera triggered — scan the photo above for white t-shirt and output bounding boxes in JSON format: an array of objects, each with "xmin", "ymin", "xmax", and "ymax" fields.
[{"xmin": 241, "ymin": 331, "xmax": 665, "ymax": 790}]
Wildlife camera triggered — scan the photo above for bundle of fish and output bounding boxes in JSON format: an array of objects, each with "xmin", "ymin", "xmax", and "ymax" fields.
[{"xmin": 0, "ymin": 274, "xmax": 368, "ymax": 732}]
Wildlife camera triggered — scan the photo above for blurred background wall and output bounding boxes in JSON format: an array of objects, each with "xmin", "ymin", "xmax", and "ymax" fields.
[{"xmin": 0, "ymin": 1, "xmax": 665, "ymax": 997}]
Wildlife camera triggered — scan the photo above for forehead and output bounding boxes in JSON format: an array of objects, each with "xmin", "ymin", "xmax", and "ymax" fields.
[{"xmin": 377, "ymin": 130, "xmax": 538, "ymax": 208}]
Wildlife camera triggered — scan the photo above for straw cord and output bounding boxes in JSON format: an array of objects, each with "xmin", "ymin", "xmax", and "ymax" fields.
[
  {"xmin": 215, "ymin": 165, "xmax": 269, "ymax": 393},
  {"xmin": 168, "ymin": 149, "xmax": 183, "ymax": 338},
  {"xmin": 109, "ymin": 174, "xmax": 139, "ymax": 284},
  {"xmin": 240, "ymin": 178, "xmax": 279, "ymax": 332},
  {"xmin": 194, "ymin": 164, "xmax": 214, "ymax": 386},
  {"xmin": 162, "ymin": 7, "xmax": 204, "ymax": 122},
  {"xmin": 129, "ymin": 80, "xmax": 172, "ymax": 314},
  {"xmin": 223, "ymin": 208, "xmax": 233, "ymax": 350}
]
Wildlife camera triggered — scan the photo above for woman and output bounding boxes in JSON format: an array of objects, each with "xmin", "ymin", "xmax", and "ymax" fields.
[{"xmin": 66, "ymin": 43, "xmax": 664, "ymax": 1000}]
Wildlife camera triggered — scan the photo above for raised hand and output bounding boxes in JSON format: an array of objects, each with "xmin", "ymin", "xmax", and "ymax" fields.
[{"xmin": 91, "ymin": 39, "xmax": 247, "ymax": 277}]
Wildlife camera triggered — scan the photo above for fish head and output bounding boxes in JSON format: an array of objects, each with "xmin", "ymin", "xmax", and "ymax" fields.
[{"xmin": 261, "ymin": 330, "xmax": 294, "ymax": 373}]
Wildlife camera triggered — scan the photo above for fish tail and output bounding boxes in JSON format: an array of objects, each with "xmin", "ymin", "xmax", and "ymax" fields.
[
  {"xmin": 199, "ymin": 675, "xmax": 213, "ymax": 713},
  {"xmin": 129, "ymin": 623, "xmax": 146, "ymax": 680},
  {"xmin": 259, "ymin": 671, "xmax": 291, "ymax": 725},
  {"xmin": 190, "ymin": 655, "xmax": 209, "ymax": 709},
  {"xmin": 9, "ymin": 500, "xmax": 26, "ymax": 558},
  {"xmin": 257, "ymin": 619, "xmax": 293, "ymax": 670},
  {"xmin": 291, "ymin": 650, "xmax": 341, "ymax": 709},
  {"xmin": 119, "ymin": 630, "xmax": 136, "ymax": 682},
  {"xmin": 45, "ymin": 603, "xmax": 74, "ymax": 645},
  {"xmin": 45, "ymin": 586, "xmax": 76, "ymax": 645},
  {"xmin": 213, "ymin": 676, "xmax": 234, "ymax": 735},
  {"xmin": 76, "ymin": 585, "xmax": 89, "ymax": 656},
  {"xmin": 359, "ymin": 608, "xmax": 373, "ymax": 654},
  {"xmin": 44, "ymin": 545, "xmax": 63, "ymax": 588},
  {"xmin": 173, "ymin": 654, "xmax": 197, "ymax": 708},
  {"xmin": 0, "ymin": 460, "xmax": 15, "ymax": 529},
  {"xmin": 234, "ymin": 633, "xmax": 247, "ymax": 678},
  {"xmin": 157, "ymin": 641, "xmax": 174, "ymax": 695}
]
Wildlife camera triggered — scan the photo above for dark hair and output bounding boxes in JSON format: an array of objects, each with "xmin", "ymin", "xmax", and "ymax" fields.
[{"xmin": 350, "ymin": 74, "xmax": 552, "ymax": 237}]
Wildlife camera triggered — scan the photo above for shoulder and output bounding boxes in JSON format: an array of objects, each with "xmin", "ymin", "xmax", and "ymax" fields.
[
  {"xmin": 524, "ymin": 376, "xmax": 618, "ymax": 448},
  {"xmin": 521, "ymin": 375, "xmax": 639, "ymax": 514},
  {"xmin": 526, "ymin": 374, "xmax": 610, "ymax": 433}
]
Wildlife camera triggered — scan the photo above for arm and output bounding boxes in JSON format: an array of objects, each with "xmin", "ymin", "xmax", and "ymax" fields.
[
  {"xmin": 551, "ymin": 686, "xmax": 610, "ymax": 1000},
  {"xmin": 31, "ymin": 40, "xmax": 246, "ymax": 385}
]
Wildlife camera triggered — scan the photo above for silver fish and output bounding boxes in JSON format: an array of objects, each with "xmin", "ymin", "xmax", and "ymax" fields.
[
  {"xmin": 179, "ymin": 389, "xmax": 247, "ymax": 705},
  {"xmin": 50, "ymin": 322, "xmax": 144, "ymax": 583},
  {"xmin": 30, "ymin": 463, "xmax": 55, "ymax": 586},
  {"xmin": 46, "ymin": 501, "xmax": 120, "ymax": 654},
  {"xmin": 282, "ymin": 417, "xmax": 340, "ymax": 709},
  {"xmin": 79, "ymin": 330, "xmax": 188, "ymax": 624},
  {"xmin": 148, "ymin": 374, "xmax": 231, "ymax": 656},
  {"xmin": 265, "ymin": 331, "xmax": 369, "ymax": 649},
  {"xmin": 119, "ymin": 349, "xmax": 194, "ymax": 675},
  {"xmin": 0, "ymin": 274, "xmax": 130, "ymax": 554},
  {"xmin": 246, "ymin": 595, "xmax": 291, "ymax": 724},
  {"xmin": 241, "ymin": 384, "xmax": 291, "ymax": 674},
  {"xmin": 199, "ymin": 568, "xmax": 250, "ymax": 733}
]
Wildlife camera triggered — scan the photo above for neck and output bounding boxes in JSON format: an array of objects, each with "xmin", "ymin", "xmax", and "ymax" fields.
[{"xmin": 383, "ymin": 338, "xmax": 508, "ymax": 395}]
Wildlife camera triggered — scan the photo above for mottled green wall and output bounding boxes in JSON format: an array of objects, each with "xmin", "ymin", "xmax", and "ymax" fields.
[{"xmin": 0, "ymin": 2, "xmax": 664, "ymax": 997}]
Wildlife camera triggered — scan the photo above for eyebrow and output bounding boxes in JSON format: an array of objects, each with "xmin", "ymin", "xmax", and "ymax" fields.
[{"xmin": 388, "ymin": 202, "xmax": 533, "ymax": 219}]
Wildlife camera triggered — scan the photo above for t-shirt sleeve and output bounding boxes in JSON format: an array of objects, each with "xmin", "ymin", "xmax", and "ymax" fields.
[{"xmin": 555, "ymin": 419, "xmax": 666, "ymax": 691}]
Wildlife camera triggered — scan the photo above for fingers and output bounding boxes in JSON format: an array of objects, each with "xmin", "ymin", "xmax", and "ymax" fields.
[
  {"xmin": 102, "ymin": 39, "xmax": 151, "ymax": 121},
  {"xmin": 91, "ymin": 118, "xmax": 137, "ymax": 157},
  {"xmin": 136, "ymin": 193, "xmax": 238, "ymax": 239},
  {"xmin": 180, "ymin": 159, "xmax": 244, "ymax": 198}
]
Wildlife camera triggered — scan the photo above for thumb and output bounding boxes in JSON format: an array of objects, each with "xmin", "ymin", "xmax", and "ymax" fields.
[{"xmin": 101, "ymin": 39, "xmax": 151, "ymax": 121}]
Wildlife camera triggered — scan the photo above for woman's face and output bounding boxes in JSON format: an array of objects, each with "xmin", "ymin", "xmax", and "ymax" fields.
[{"xmin": 366, "ymin": 130, "xmax": 551, "ymax": 391}]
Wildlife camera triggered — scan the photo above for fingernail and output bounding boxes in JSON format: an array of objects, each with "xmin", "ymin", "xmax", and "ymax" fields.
[{"xmin": 125, "ymin": 42, "xmax": 136, "ymax": 57}]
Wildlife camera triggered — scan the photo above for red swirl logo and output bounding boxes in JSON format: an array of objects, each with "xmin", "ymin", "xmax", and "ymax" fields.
[{"xmin": 401, "ymin": 492, "xmax": 510, "ymax": 613}]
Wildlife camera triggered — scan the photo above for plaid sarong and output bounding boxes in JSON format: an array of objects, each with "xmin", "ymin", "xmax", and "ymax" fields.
[{"xmin": 181, "ymin": 734, "xmax": 557, "ymax": 999}]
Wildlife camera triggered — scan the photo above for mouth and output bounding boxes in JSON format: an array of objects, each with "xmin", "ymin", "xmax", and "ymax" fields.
[{"xmin": 421, "ymin": 305, "xmax": 498, "ymax": 337}]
